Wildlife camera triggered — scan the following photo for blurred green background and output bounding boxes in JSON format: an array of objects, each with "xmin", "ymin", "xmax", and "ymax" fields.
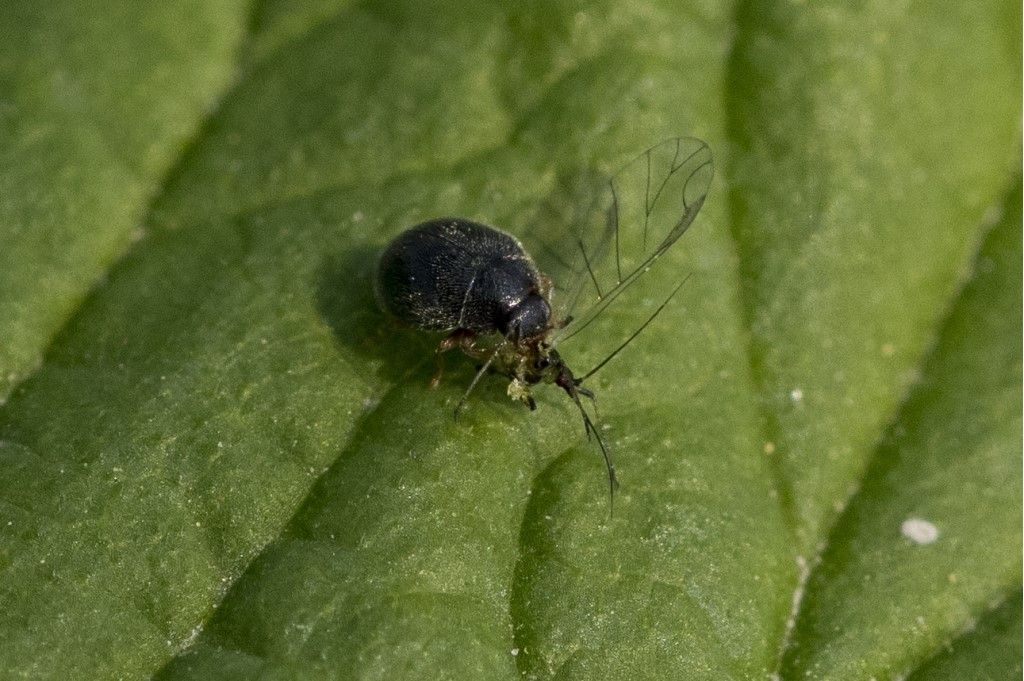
[{"xmin": 0, "ymin": 1, "xmax": 1019, "ymax": 679}]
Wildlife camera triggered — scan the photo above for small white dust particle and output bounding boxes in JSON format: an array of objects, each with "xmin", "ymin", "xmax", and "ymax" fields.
[
  {"xmin": 763, "ymin": 441, "xmax": 776, "ymax": 455},
  {"xmin": 901, "ymin": 518, "xmax": 939, "ymax": 544},
  {"xmin": 510, "ymin": 648, "xmax": 520, "ymax": 657},
  {"xmin": 217, "ymin": 442, "xmax": 224, "ymax": 448},
  {"xmin": 789, "ymin": 388, "xmax": 804, "ymax": 402},
  {"xmin": 352, "ymin": 211, "xmax": 365, "ymax": 222}
]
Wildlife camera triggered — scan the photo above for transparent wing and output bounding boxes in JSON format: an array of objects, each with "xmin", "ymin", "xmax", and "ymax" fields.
[
  {"xmin": 514, "ymin": 165, "xmax": 613, "ymax": 328},
  {"xmin": 560, "ymin": 137, "xmax": 712, "ymax": 343},
  {"xmin": 521, "ymin": 137, "xmax": 713, "ymax": 347}
]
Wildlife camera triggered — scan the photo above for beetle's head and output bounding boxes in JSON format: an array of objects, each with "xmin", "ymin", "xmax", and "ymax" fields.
[{"xmin": 502, "ymin": 293, "xmax": 551, "ymax": 342}]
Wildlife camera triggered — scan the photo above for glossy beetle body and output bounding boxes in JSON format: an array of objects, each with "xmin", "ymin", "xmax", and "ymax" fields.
[{"xmin": 375, "ymin": 218, "xmax": 553, "ymax": 342}]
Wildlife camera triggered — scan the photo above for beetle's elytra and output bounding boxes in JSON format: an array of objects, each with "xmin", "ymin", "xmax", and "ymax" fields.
[
  {"xmin": 373, "ymin": 138, "xmax": 714, "ymax": 506},
  {"xmin": 375, "ymin": 219, "xmax": 552, "ymax": 342}
]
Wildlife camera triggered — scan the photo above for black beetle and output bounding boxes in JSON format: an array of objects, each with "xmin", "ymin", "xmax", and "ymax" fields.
[
  {"xmin": 374, "ymin": 138, "xmax": 713, "ymax": 504},
  {"xmin": 375, "ymin": 219, "xmax": 554, "ymax": 344}
]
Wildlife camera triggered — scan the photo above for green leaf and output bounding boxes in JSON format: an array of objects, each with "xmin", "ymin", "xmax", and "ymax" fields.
[
  {"xmin": 0, "ymin": 0, "xmax": 251, "ymax": 400},
  {"xmin": 727, "ymin": 0, "xmax": 1021, "ymax": 553},
  {"xmin": 780, "ymin": 182, "xmax": 1022, "ymax": 679},
  {"xmin": 0, "ymin": 1, "xmax": 1019, "ymax": 680},
  {"xmin": 907, "ymin": 592, "xmax": 1023, "ymax": 681}
]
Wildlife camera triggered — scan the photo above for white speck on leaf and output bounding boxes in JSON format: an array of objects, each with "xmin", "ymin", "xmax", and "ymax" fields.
[{"xmin": 901, "ymin": 517, "xmax": 939, "ymax": 544}]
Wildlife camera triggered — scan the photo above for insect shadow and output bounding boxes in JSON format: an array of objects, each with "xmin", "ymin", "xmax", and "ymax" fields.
[{"xmin": 315, "ymin": 243, "xmax": 430, "ymax": 383}]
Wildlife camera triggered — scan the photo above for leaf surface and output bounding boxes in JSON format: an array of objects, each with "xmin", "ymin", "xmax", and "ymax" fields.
[
  {"xmin": 0, "ymin": 0, "xmax": 251, "ymax": 399},
  {"xmin": 0, "ymin": 1, "xmax": 1018, "ymax": 679}
]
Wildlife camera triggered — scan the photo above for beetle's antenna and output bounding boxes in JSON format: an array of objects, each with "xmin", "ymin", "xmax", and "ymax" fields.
[
  {"xmin": 453, "ymin": 344, "xmax": 502, "ymax": 419},
  {"xmin": 582, "ymin": 397, "xmax": 618, "ymax": 516},
  {"xmin": 560, "ymin": 378, "xmax": 618, "ymax": 515},
  {"xmin": 576, "ymin": 274, "xmax": 692, "ymax": 384}
]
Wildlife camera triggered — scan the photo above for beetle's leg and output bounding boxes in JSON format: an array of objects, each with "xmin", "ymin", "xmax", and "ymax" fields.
[
  {"xmin": 454, "ymin": 345, "xmax": 502, "ymax": 420},
  {"xmin": 459, "ymin": 336, "xmax": 494, "ymax": 362},
  {"xmin": 431, "ymin": 330, "xmax": 475, "ymax": 389}
]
